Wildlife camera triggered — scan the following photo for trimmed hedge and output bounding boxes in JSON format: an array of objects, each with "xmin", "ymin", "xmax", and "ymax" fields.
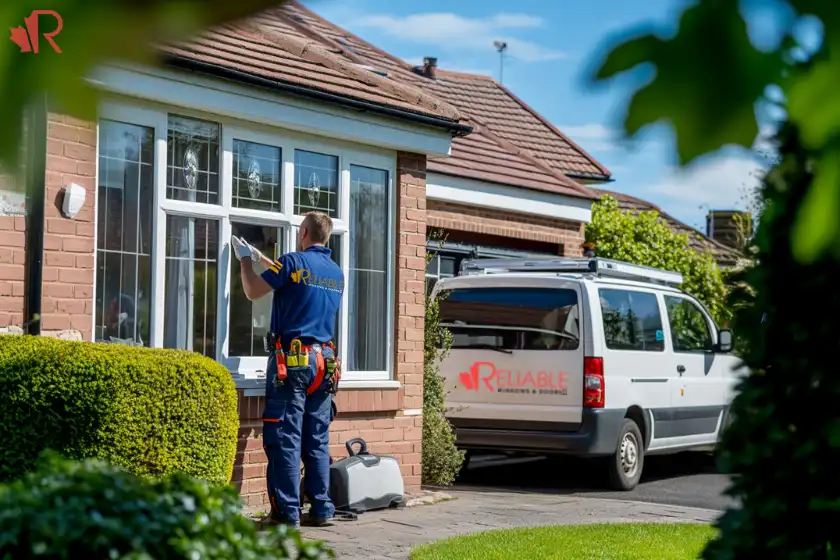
[
  {"xmin": 0, "ymin": 335, "xmax": 238, "ymax": 485},
  {"xmin": 0, "ymin": 452, "xmax": 332, "ymax": 559}
]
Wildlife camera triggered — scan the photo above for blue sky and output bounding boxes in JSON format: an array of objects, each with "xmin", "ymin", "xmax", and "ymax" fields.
[{"xmin": 305, "ymin": 0, "xmax": 776, "ymax": 231}]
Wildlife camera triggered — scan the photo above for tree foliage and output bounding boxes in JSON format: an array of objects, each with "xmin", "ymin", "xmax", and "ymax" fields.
[
  {"xmin": 590, "ymin": 1, "xmax": 840, "ymax": 557},
  {"xmin": 586, "ymin": 195, "xmax": 728, "ymax": 324},
  {"xmin": 421, "ymin": 232, "xmax": 465, "ymax": 486}
]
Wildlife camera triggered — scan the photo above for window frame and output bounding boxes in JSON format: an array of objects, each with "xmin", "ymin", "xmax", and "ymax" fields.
[
  {"xmin": 97, "ymin": 98, "xmax": 397, "ymax": 383},
  {"xmin": 597, "ymin": 287, "xmax": 666, "ymax": 353},
  {"xmin": 662, "ymin": 294, "xmax": 717, "ymax": 354}
]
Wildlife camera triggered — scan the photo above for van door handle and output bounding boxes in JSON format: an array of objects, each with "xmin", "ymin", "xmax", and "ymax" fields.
[{"xmin": 677, "ymin": 365, "xmax": 686, "ymax": 375}]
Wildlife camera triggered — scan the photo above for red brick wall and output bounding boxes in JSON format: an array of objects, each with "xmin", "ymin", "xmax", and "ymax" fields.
[
  {"xmin": 0, "ymin": 175, "xmax": 26, "ymax": 329},
  {"xmin": 41, "ymin": 115, "xmax": 96, "ymax": 340},
  {"xmin": 232, "ymin": 152, "xmax": 428, "ymax": 509},
  {"xmin": 427, "ymin": 199, "xmax": 586, "ymax": 256}
]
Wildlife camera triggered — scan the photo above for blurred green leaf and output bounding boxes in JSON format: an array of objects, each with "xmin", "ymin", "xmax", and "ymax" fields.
[
  {"xmin": 0, "ymin": 0, "xmax": 289, "ymax": 172},
  {"xmin": 787, "ymin": 39, "xmax": 840, "ymax": 149},
  {"xmin": 589, "ymin": 0, "xmax": 783, "ymax": 164},
  {"xmin": 791, "ymin": 146, "xmax": 840, "ymax": 262}
]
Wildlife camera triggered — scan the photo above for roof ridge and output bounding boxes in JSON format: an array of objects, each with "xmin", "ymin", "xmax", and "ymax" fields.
[
  {"xmin": 248, "ymin": 24, "xmax": 462, "ymax": 122},
  {"xmin": 435, "ymin": 68, "xmax": 495, "ymax": 80},
  {"xmin": 270, "ymin": 7, "xmax": 367, "ymax": 65},
  {"xmin": 286, "ymin": 1, "xmax": 421, "ymax": 76},
  {"xmin": 467, "ymin": 113, "xmax": 596, "ymax": 199},
  {"xmin": 491, "ymin": 80, "xmax": 612, "ymax": 179}
]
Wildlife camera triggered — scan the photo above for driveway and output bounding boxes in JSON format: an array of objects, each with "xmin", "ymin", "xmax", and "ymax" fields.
[
  {"xmin": 454, "ymin": 451, "xmax": 735, "ymax": 511},
  {"xmin": 301, "ymin": 489, "xmax": 721, "ymax": 559}
]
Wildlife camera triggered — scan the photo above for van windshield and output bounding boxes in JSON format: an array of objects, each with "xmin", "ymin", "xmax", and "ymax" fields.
[{"xmin": 439, "ymin": 287, "xmax": 580, "ymax": 351}]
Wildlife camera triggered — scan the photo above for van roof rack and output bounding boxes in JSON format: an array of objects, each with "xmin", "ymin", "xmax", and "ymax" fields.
[{"xmin": 459, "ymin": 257, "xmax": 684, "ymax": 286}]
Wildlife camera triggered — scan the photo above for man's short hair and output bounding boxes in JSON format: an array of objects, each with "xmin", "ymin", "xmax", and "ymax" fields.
[{"xmin": 302, "ymin": 212, "xmax": 333, "ymax": 244}]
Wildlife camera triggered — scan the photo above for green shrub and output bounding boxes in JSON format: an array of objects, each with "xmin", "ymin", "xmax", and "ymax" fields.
[
  {"xmin": 0, "ymin": 452, "xmax": 332, "ymax": 559},
  {"xmin": 0, "ymin": 335, "xmax": 238, "ymax": 485},
  {"xmin": 422, "ymin": 234, "xmax": 465, "ymax": 486},
  {"xmin": 586, "ymin": 195, "xmax": 729, "ymax": 325},
  {"xmin": 702, "ymin": 123, "xmax": 840, "ymax": 558}
]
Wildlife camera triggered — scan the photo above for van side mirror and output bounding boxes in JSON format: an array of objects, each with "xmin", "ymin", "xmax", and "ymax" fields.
[{"xmin": 716, "ymin": 329, "xmax": 734, "ymax": 353}]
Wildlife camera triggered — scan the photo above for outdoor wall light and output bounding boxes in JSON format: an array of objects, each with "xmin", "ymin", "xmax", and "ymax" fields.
[{"xmin": 61, "ymin": 183, "xmax": 86, "ymax": 219}]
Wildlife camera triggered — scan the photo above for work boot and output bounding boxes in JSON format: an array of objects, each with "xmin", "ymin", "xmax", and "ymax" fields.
[
  {"xmin": 265, "ymin": 513, "xmax": 300, "ymax": 530},
  {"xmin": 300, "ymin": 512, "xmax": 333, "ymax": 527}
]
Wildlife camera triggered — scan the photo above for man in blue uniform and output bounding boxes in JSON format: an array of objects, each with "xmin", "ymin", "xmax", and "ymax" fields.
[{"xmin": 233, "ymin": 211, "xmax": 344, "ymax": 528}]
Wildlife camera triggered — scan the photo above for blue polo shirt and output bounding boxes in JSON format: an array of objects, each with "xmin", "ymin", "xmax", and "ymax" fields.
[{"xmin": 260, "ymin": 245, "xmax": 344, "ymax": 346}]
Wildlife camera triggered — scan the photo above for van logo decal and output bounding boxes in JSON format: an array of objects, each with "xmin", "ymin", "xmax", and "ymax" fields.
[{"xmin": 459, "ymin": 361, "xmax": 569, "ymax": 395}]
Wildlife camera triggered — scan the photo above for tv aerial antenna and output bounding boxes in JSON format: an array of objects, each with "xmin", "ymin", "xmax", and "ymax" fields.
[{"xmin": 493, "ymin": 41, "xmax": 508, "ymax": 84}]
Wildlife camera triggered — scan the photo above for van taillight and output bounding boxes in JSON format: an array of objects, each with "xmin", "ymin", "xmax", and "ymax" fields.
[{"xmin": 584, "ymin": 357, "xmax": 605, "ymax": 408}]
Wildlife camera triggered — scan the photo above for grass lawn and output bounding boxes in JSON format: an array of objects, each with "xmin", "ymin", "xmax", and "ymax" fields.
[{"xmin": 410, "ymin": 523, "xmax": 716, "ymax": 560}]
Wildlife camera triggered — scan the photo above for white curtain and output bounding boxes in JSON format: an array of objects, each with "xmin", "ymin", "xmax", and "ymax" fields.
[{"xmin": 164, "ymin": 217, "xmax": 194, "ymax": 351}]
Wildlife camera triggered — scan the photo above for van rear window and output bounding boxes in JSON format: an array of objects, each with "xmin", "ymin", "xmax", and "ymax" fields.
[{"xmin": 438, "ymin": 287, "xmax": 579, "ymax": 351}]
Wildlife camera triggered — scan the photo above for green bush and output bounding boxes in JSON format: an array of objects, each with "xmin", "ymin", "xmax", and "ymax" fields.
[
  {"xmin": 702, "ymin": 123, "xmax": 840, "ymax": 558},
  {"xmin": 0, "ymin": 335, "xmax": 238, "ymax": 485},
  {"xmin": 422, "ymin": 235, "xmax": 465, "ymax": 486},
  {"xmin": 586, "ymin": 195, "xmax": 729, "ymax": 324},
  {"xmin": 0, "ymin": 452, "xmax": 332, "ymax": 559}
]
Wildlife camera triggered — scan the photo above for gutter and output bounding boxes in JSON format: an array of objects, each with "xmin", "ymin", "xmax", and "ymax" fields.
[
  {"xmin": 162, "ymin": 54, "xmax": 473, "ymax": 137},
  {"xmin": 23, "ymin": 94, "xmax": 48, "ymax": 335}
]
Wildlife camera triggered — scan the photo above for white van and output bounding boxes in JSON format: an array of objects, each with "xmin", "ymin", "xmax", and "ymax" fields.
[{"xmin": 431, "ymin": 256, "xmax": 743, "ymax": 491}]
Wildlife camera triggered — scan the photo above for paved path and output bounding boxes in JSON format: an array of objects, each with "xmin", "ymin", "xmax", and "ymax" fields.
[
  {"xmin": 300, "ymin": 489, "xmax": 721, "ymax": 559},
  {"xmin": 457, "ymin": 451, "xmax": 735, "ymax": 511}
]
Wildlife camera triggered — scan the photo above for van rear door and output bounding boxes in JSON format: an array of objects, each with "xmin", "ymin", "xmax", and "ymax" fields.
[{"xmin": 437, "ymin": 280, "xmax": 585, "ymax": 430}]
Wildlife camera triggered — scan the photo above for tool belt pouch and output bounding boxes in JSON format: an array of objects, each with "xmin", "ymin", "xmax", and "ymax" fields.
[
  {"xmin": 286, "ymin": 339, "xmax": 309, "ymax": 368},
  {"xmin": 324, "ymin": 344, "xmax": 341, "ymax": 394}
]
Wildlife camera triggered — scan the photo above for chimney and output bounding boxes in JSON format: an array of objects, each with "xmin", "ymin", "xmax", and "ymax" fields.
[
  {"xmin": 422, "ymin": 56, "xmax": 438, "ymax": 79},
  {"xmin": 706, "ymin": 210, "xmax": 752, "ymax": 250}
]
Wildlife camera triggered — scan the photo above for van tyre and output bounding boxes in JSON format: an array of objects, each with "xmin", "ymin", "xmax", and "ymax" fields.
[{"xmin": 608, "ymin": 418, "xmax": 644, "ymax": 491}]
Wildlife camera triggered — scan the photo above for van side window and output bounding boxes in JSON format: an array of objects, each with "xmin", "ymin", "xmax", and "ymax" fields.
[
  {"xmin": 599, "ymin": 289, "xmax": 664, "ymax": 352},
  {"xmin": 439, "ymin": 287, "xmax": 580, "ymax": 351},
  {"xmin": 664, "ymin": 296, "xmax": 713, "ymax": 352}
]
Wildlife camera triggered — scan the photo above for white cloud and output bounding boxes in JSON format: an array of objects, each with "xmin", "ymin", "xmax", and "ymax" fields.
[
  {"xmin": 349, "ymin": 12, "xmax": 565, "ymax": 62},
  {"xmin": 561, "ymin": 123, "xmax": 621, "ymax": 152},
  {"xmin": 642, "ymin": 153, "xmax": 766, "ymax": 226}
]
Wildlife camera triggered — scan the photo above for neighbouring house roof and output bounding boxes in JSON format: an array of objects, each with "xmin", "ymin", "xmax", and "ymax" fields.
[
  {"xmin": 156, "ymin": 14, "xmax": 469, "ymax": 133},
  {"xmin": 590, "ymin": 188, "xmax": 743, "ymax": 267},
  {"xmin": 267, "ymin": 1, "xmax": 609, "ymax": 200}
]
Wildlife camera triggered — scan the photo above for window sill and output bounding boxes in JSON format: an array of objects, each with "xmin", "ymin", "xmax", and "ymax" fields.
[{"xmin": 231, "ymin": 374, "xmax": 400, "ymax": 392}]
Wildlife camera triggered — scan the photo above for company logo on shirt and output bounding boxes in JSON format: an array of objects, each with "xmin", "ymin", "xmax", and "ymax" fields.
[{"xmin": 290, "ymin": 268, "xmax": 344, "ymax": 293}]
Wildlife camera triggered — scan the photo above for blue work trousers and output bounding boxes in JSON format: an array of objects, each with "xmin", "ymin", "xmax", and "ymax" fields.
[{"xmin": 263, "ymin": 349, "xmax": 334, "ymax": 522}]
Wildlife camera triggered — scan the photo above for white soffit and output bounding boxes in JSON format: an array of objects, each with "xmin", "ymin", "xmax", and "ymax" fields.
[
  {"xmin": 427, "ymin": 173, "xmax": 592, "ymax": 224},
  {"xmin": 87, "ymin": 63, "xmax": 454, "ymax": 158}
]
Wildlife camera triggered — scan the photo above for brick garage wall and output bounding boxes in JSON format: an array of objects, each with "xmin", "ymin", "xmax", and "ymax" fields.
[
  {"xmin": 42, "ymin": 114, "xmax": 96, "ymax": 340},
  {"xmin": 427, "ymin": 199, "xmax": 586, "ymax": 256},
  {"xmin": 233, "ymin": 151, "xmax": 427, "ymax": 509}
]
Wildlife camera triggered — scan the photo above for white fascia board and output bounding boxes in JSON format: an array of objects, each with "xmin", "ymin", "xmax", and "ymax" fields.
[
  {"xmin": 427, "ymin": 172, "xmax": 593, "ymax": 224},
  {"xmin": 87, "ymin": 63, "xmax": 454, "ymax": 157}
]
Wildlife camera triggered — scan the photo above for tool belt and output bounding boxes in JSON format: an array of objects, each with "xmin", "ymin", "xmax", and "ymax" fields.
[{"xmin": 264, "ymin": 333, "xmax": 341, "ymax": 394}]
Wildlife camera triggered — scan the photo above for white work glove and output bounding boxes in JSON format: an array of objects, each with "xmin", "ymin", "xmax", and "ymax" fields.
[{"xmin": 231, "ymin": 235, "xmax": 263, "ymax": 263}]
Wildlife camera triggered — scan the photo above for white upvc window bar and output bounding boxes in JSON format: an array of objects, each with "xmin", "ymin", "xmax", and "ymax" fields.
[{"xmin": 96, "ymin": 98, "xmax": 396, "ymax": 384}]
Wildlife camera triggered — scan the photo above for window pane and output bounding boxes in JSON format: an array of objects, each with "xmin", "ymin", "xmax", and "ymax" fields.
[
  {"xmin": 426, "ymin": 253, "xmax": 439, "ymax": 276},
  {"xmin": 599, "ymin": 289, "xmax": 664, "ymax": 352},
  {"xmin": 167, "ymin": 115, "xmax": 220, "ymax": 204},
  {"xmin": 440, "ymin": 287, "xmax": 580, "ymax": 351},
  {"xmin": 440, "ymin": 255, "xmax": 457, "ymax": 277},
  {"xmin": 95, "ymin": 120, "xmax": 154, "ymax": 346},
  {"xmin": 664, "ymin": 296, "xmax": 713, "ymax": 352},
  {"xmin": 164, "ymin": 216, "xmax": 219, "ymax": 358},
  {"xmin": 348, "ymin": 165, "xmax": 388, "ymax": 371},
  {"xmin": 233, "ymin": 140, "xmax": 281, "ymax": 212},
  {"xmin": 294, "ymin": 150, "xmax": 338, "ymax": 217},
  {"xmin": 328, "ymin": 234, "xmax": 342, "ymax": 346},
  {"xmin": 229, "ymin": 224, "xmax": 284, "ymax": 357}
]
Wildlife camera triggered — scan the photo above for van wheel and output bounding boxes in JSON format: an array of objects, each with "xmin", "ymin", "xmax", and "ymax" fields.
[{"xmin": 608, "ymin": 419, "xmax": 644, "ymax": 491}]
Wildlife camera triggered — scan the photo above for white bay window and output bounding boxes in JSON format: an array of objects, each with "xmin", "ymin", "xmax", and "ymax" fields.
[{"xmin": 95, "ymin": 100, "xmax": 396, "ymax": 383}]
